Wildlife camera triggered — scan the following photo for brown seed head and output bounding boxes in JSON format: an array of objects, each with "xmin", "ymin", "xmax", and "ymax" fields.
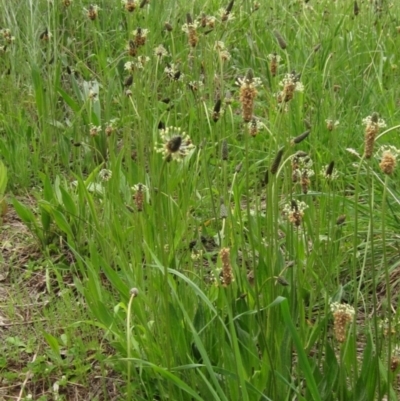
[
  {"xmin": 87, "ymin": 5, "xmax": 99, "ymax": 20},
  {"xmin": 380, "ymin": 150, "xmax": 396, "ymax": 175},
  {"xmin": 269, "ymin": 53, "xmax": 278, "ymax": 77},
  {"xmin": 333, "ymin": 311, "xmax": 352, "ymax": 342},
  {"xmin": 220, "ymin": 247, "xmax": 233, "ymax": 286},
  {"xmin": 330, "ymin": 302, "xmax": 355, "ymax": 343},
  {"xmin": 248, "ymin": 117, "xmax": 260, "ymax": 137},
  {"xmin": 301, "ymin": 173, "xmax": 310, "ymax": 194},
  {"xmin": 134, "ymin": 184, "xmax": 144, "ymax": 211},
  {"xmin": 124, "ymin": 0, "xmax": 137, "ymax": 12}
]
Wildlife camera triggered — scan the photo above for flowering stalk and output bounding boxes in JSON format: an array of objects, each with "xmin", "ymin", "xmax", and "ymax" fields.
[
  {"xmin": 330, "ymin": 302, "xmax": 355, "ymax": 343},
  {"xmin": 155, "ymin": 126, "xmax": 195, "ymax": 162},
  {"xmin": 283, "ymin": 200, "xmax": 308, "ymax": 227},
  {"xmin": 182, "ymin": 14, "xmax": 199, "ymax": 48},
  {"xmin": 237, "ymin": 69, "xmax": 261, "ymax": 123},
  {"xmin": 268, "ymin": 53, "xmax": 281, "ymax": 77},
  {"xmin": 363, "ymin": 112, "xmax": 386, "ymax": 159},
  {"xmin": 277, "ymin": 72, "xmax": 304, "ymax": 104},
  {"xmin": 220, "ymin": 247, "xmax": 233, "ymax": 286}
]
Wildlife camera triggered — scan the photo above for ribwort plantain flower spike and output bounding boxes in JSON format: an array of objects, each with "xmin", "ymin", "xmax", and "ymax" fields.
[
  {"xmin": 273, "ymin": 30, "xmax": 287, "ymax": 49},
  {"xmin": 237, "ymin": 69, "xmax": 261, "ymax": 123},
  {"xmin": 330, "ymin": 302, "xmax": 355, "ymax": 343},
  {"xmin": 378, "ymin": 145, "xmax": 400, "ymax": 175},
  {"xmin": 277, "ymin": 72, "xmax": 304, "ymax": 103},
  {"xmin": 122, "ymin": 0, "xmax": 138, "ymax": 12},
  {"xmin": 283, "ymin": 200, "xmax": 308, "ymax": 227},
  {"xmin": 182, "ymin": 14, "xmax": 199, "ymax": 48},
  {"xmin": 221, "ymin": 139, "xmax": 229, "ymax": 161},
  {"xmin": 267, "ymin": 53, "xmax": 281, "ymax": 77},
  {"xmin": 133, "ymin": 27, "xmax": 149, "ymax": 47},
  {"xmin": 86, "ymin": 5, "xmax": 99, "ymax": 20},
  {"xmin": 271, "ymin": 148, "xmax": 284, "ymax": 175},
  {"xmin": 291, "ymin": 130, "xmax": 310, "ymax": 145},
  {"xmin": 362, "ymin": 112, "xmax": 386, "ymax": 159},
  {"xmin": 219, "ymin": 0, "xmax": 235, "ymax": 22},
  {"xmin": 220, "ymin": 248, "xmax": 233, "ymax": 286},
  {"xmin": 155, "ymin": 127, "xmax": 195, "ymax": 162}
]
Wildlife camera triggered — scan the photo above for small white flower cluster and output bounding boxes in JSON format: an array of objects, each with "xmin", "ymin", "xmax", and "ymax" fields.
[
  {"xmin": 105, "ymin": 118, "xmax": 118, "ymax": 136},
  {"xmin": 84, "ymin": 4, "xmax": 100, "ymax": 19},
  {"xmin": 267, "ymin": 53, "xmax": 282, "ymax": 62},
  {"xmin": 99, "ymin": 169, "xmax": 112, "ymax": 182},
  {"xmin": 279, "ymin": 73, "xmax": 304, "ymax": 92},
  {"xmin": 292, "ymin": 156, "xmax": 314, "ymax": 181},
  {"xmin": 214, "ymin": 41, "xmax": 226, "ymax": 51},
  {"xmin": 378, "ymin": 145, "xmax": 400, "ymax": 158},
  {"xmin": 121, "ymin": 0, "xmax": 138, "ymax": 8},
  {"xmin": 132, "ymin": 28, "xmax": 149, "ymax": 38},
  {"xmin": 362, "ymin": 115, "xmax": 386, "ymax": 129},
  {"xmin": 214, "ymin": 41, "xmax": 231, "ymax": 61},
  {"xmin": 282, "ymin": 200, "xmax": 308, "ymax": 216},
  {"xmin": 236, "ymin": 76, "xmax": 262, "ymax": 88},
  {"xmin": 282, "ymin": 200, "xmax": 308, "ymax": 227},
  {"xmin": 191, "ymin": 249, "xmax": 203, "ymax": 261},
  {"xmin": 181, "ymin": 20, "xmax": 199, "ymax": 34},
  {"xmin": 189, "ymin": 81, "xmax": 204, "ymax": 91},
  {"xmin": 325, "ymin": 119, "xmax": 340, "ymax": 131},
  {"xmin": 218, "ymin": 7, "xmax": 235, "ymax": 22},
  {"xmin": 89, "ymin": 123, "xmax": 101, "ymax": 136},
  {"xmin": 124, "ymin": 56, "xmax": 150, "ymax": 71},
  {"xmin": 132, "ymin": 183, "xmax": 149, "ymax": 193},
  {"xmin": 154, "ymin": 44, "xmax": 168, "ymax": 58},
  {"xmin": 0, "ymin": 28, "xmax": 14, "ymax": 52},
  {"xmin": 164, "ymin": 63, "xmax": 184, "ymax": 81},
  {"xmin": 330, "ymin": 302, "xmax": 355, "ymax": 318},
  {"xmin": 247, "ymin": 118, "xmax": 263, "ymax": 135},
  {"xmin": 124, "ymin": 61, "xmax": 135, "ymax": 72},
  {"xmin": 320, "ymin": 164, "xmax": 339, "ymax": 180},
  {"xmin": 136, "ymin": 55, "xmax": 150, "ymax": 69}
]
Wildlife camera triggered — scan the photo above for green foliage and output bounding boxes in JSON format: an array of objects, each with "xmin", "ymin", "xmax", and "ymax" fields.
[{"xmin": 2, "ymin": 0, "xmax": 400, "ymax": 399}]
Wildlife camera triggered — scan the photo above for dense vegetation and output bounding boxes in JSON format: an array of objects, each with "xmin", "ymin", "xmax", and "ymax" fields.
[{"xmin": 1, "ymin": 0, "xmax": 400, "ymax": 399}]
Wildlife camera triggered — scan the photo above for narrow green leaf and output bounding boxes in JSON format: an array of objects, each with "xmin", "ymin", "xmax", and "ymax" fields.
[
  {"xmin": 280, "ymin": 298, "xmax": 322, "ymax": 401},
  {"xmin": 0, "ymin": 160, "xmax": 7, "ymax": 196}
]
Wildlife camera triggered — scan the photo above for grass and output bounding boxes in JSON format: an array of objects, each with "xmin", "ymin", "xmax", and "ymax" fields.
[{"xmin": 1, "ymin": 0, "xmax": 400, "ymax": 399}]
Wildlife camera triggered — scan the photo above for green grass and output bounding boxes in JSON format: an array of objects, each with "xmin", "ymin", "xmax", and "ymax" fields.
[{"xmin": 1, "ymin": 0, "xmax": 400, "ymax": 399}]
